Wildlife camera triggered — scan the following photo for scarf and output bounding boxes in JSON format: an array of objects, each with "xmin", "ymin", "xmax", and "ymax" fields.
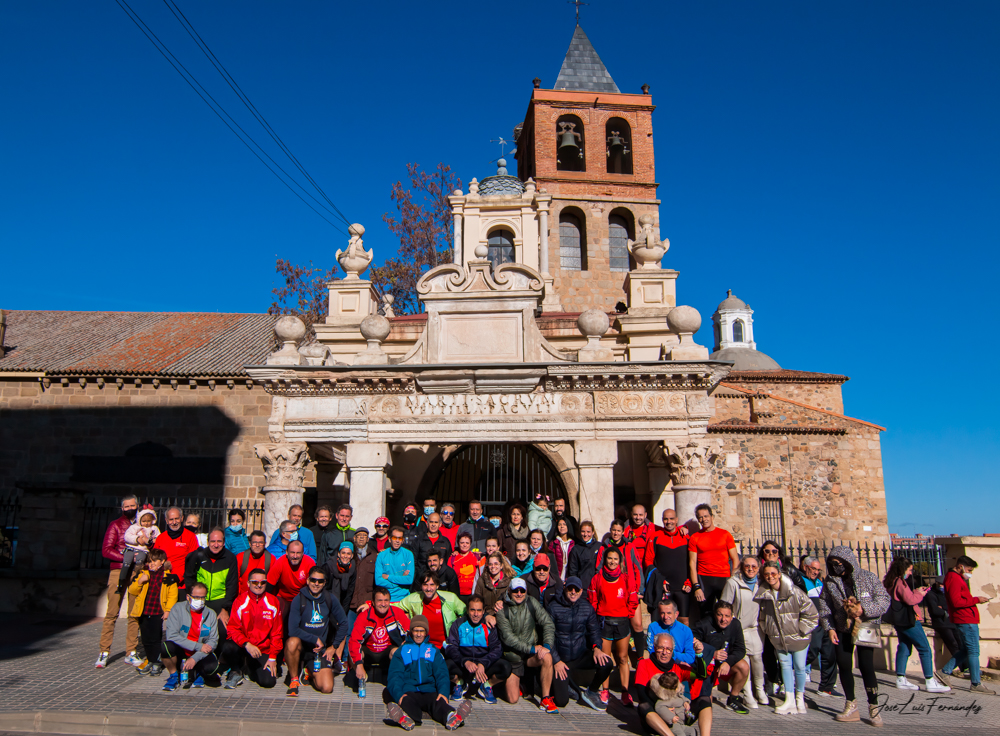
[
  {"xmin": 507, "ymin": 523, "xmax": 529, "ymax": 541},
  {"xmin": 601, "ymin": 564, "xmax": 623, "ymax": 583},
  {"xmin": 165, "ymin": 526, "xmax": 183, "ymax": 540},
  {"xmin": 742, "ymin": 574, "xmax": 758, "ymax": 591}
]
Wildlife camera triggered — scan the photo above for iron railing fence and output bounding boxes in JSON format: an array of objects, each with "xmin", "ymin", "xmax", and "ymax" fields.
[
  {"xmin": 79, "ymin": 496, "xmax": 264, "ymax": 570},
  {"xmin": 0, "ymin": 493, "xmax": 21, "ymax": 568}
]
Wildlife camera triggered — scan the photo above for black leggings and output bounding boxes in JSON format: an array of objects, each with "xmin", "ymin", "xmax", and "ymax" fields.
[
  {"xmin": 697, "ymin": 575, "xmax": 729, "ymax": 619},
  {"xmin": 398, "ymin": 691, "xmax": 454, "ymax": 725},
  {"xmin": 138, "ymin": 615, "xmax": 163, "ymax": 663},
  {"xmin": 834, "ymin": 633, "xmax": 878, "ymax": 704},
  {"xmin": 551, "ymin": 656, "xmax": 614, "ymax": 707},
  {"xmin": 161, "ymin": 641, "xmax": 220, "ymax": 676},
  {"xmin": 218, "ymin": 640, "xmax": 277, "ymax": 688}
]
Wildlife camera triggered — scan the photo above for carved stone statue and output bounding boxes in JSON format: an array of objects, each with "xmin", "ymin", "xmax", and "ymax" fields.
[
  {"xmin": 628, "ymin": 214, "xmax": 668, "ymax": 269},
  {"xmin": 336, "ymin": 223, "xmax": 373, "ymax": 280}
]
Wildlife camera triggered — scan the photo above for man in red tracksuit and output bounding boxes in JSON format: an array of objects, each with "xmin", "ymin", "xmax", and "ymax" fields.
[
  {"xmin": 644, "ymin": 509, "xmax": 693, "ymax": 623},
  {"xmin": 221, "ymin": 568, "xmax": 283, "ymax": 689},
  {"xmin": 349, "ymin": 586, "xmax": 410, "ymax": 685}
]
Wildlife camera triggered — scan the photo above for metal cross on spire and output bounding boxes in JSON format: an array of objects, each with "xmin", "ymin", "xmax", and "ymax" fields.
[
  {"xmin": 490, "ymin": 137, "xmax": 512, "ymax": 159},
  {"xmin": 568, "ymin": 0, "xmax": 589, "ymax": 24}
]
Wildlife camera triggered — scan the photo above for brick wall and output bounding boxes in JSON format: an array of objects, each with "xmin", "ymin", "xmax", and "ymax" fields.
[{"xmin": 0, "ymin": 377, "xmax": 301, "ymax": 502}]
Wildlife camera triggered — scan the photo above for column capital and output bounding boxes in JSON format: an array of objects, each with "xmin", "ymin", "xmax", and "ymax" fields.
[
  {"xmin": 665, "ymin": 439, "xmax": 719, "ymax": 488},
  {"xmin": 574, "ymin": 439, "xmax": 618, "ymax": 468},
  {"xmin": 254, "ymin": 442, "xmax": 310, "ymax": 490}
]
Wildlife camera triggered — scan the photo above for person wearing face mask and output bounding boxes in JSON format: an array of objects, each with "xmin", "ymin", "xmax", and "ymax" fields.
[
  {"xmin": 184, "ymin": 513, "xmax": 209, "ymax": 549},
  {"xmin": 267, "ymin": 521, "xmax": 299, "ymax": 558},
  {"xmin": 160, "ymin": 582, "xmax": 221, "ymax": 691},
  {"xmin": 96, "ymin": 494, "xmax": 141, "ymax": 669},
  {"xmin": 154, "ymin": 507, "xmax": 201, "ymax": 602},
  {"xmin": 401, "ymin": 504, "xmax": 421, "ymax": 551},
  {"xmin": 816, "ymin": 546, "xmax": 890, "ymax": 725},
  {"xmin": 940, "ymin": 555, "xmax": 996, "ymax": 695},
  {"xmin": 416, "ymin": 497, "xmax": 438, "ymax": 530},
  {"xmin": 268, "ymin": 505, "xmax": 317, "ymax": 560},
  {"xmin": 224, "ymin": 509, "xmax": 250, "ymax": 555}
]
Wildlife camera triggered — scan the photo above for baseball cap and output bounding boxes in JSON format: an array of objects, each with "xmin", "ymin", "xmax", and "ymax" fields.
[
  {"xmin": 564, "ymin": 576, "xmax": 583, "ymax": 590},
  {"xmin": 354, "ymin": 526, "xmax": 370, "ymax": 536},
  {"xmin": 533, "ymin": 553, "xmax": 551, "ymax": 568},
  {"xmin": 510, "ymin": 578, "xmax": 527, "ymax": 591}
]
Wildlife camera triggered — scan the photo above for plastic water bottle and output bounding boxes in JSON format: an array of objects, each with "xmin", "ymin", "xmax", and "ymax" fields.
[
  {"xmin": 313, "ymin": 651, "xmax": 322, "ymax": 672},
  {"xmin": 180, "ymin": 664, "xmax": 189, "ymax": 686},
  {"xmin": 358, "ymin": 678, "xmax": 366, "ymax": 699}
]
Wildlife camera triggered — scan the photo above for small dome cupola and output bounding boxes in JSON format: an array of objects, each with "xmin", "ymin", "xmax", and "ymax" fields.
[{"xmin": 710, "ymin": 289, "xmax": 781, "ymax": 370}]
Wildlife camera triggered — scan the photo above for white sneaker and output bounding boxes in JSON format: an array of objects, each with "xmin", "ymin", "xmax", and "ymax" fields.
[
  {"xmin": 95, "ymin": 652, "xmax": 110, "ymax": 668},
  {"xmin": 124, "ymin": 651, "xmax": 143, "ymax": 667},
  {"xmin": 896, "ymin": 676, "xmax": 919, "ymax": 690},
  {"xmin": 925, "ymin": 677, "xmax": 951, "ymax": 693}
]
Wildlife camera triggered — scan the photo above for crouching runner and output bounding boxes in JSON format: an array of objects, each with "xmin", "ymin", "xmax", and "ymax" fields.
[
  {"xmin": 633, "ymin": 633, "xmax": 711, "ymax": 736},
  {"xmin": 387, "ymin": 615, "xmax": 472, "ymax": 731}
]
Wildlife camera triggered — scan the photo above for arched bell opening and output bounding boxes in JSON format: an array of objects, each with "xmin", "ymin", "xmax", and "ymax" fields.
[
  {"xmin": 556, "ymin": 115, "xmax": 586, "ymax": 172},
  {"xmin": 605, "ymin": 117, "xmax": 633, "ymax": 175}
]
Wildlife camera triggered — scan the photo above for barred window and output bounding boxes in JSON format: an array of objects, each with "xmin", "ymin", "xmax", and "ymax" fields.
[{"xmin": 487, "ymin": 229, "xmax": 514, "ymax": 269}]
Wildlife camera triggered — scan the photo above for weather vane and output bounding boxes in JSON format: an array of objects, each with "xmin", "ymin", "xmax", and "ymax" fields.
[
  {"xmin": 568, "ymin": 0, "xmax": 589, "ymax": 23},
  {"xmin": 490, "ymin": 137, "xmax": 512, "ymax": 159}
]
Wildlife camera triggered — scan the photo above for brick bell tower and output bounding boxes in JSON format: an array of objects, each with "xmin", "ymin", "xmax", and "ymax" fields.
[{"xmin": 514, "ymin": 23, "xmax": 659, "ymax": 313}]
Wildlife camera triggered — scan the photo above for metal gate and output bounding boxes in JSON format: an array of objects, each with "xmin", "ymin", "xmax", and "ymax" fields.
[
  {"xmin": 759, "ymin": 497, "xmax": 786, "ymax": 548},
  {"xmin": 432, "ymin": 444, "xmax": 565, "ymax": 515}
]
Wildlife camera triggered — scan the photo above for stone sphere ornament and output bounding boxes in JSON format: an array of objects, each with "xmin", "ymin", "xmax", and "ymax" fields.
[
  {"xmin": 274, "ymin": 315, "xmax": 307, "ymax": 345},
  {"xmin": 577, "ymin": 309, "xmax": 610, "ymax": 338},
  {"xmin": 474, "ymin": 243, "xmax": 489, "ymax": 258},
  {"xmin": 667, "ymin": 305, "xmax": 702, "ymax": 335},
  {"xmin": 359, "ymin": 314, "xmax": 391, "ymax": 343}
]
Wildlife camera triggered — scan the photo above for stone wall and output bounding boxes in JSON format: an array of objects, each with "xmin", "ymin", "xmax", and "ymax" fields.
[{"xmin": 0, "ymin": 376, "xmax": 312, "ymax": 501}]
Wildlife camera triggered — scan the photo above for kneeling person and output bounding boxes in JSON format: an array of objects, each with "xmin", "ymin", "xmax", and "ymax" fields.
[
  {"xmin": 160, "ymin": 582, "xmax": 221, "ymax": 691},
  {"xmin": 495, "ymin": 578, "xmax": 558, "ymax": 712},
  {"xmin": 445, "ymin": 595, "xmax": 511, "ymax": 703},
  {"xmin": 387, "ymin": 616, "xmax": 472, "ymax": 731},
  {"xmin": 221, "ymin": 569, "xmax": 282, "ymax": 689},
  {"xmin": 547, "ymin": 576, "xmax": 614, "ymax": 711},
  {"xmin": 286, "ymin": 565, "xmax": 349, "ymax": 696}
]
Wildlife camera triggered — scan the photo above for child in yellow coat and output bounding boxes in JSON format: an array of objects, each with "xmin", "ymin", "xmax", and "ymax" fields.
[{"xmin": 128, "ymin": 548, "xmax": 178, "ymax": 675}]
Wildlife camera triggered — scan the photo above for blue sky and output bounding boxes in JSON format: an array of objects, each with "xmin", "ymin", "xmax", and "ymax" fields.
[{"xmin": 2, "ymin": 2, "xmax": 997, "ymax": 536}]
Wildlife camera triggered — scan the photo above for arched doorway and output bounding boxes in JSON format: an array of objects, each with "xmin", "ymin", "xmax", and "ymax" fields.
[{"xmin": 431, "ymin": 443, "xmax": 566, "ymax": 517}]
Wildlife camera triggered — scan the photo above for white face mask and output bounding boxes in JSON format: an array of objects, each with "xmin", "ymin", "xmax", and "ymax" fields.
[
  {"xmin": 962, "ymin": 572, "xmax": 972, "ymax": 580},
  {"xmin": 189, "ymin": 598, "xmax": 206, "ymax": 612}
]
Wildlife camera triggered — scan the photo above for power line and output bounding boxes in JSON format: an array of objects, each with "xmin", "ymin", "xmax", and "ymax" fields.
[
  {"xmin": 113, "ymin": 0, "xmax": 348, "ymax": 234},
  {"xmin": 162, "ymin": 0, "xmax": 352, "ymax": 227}
]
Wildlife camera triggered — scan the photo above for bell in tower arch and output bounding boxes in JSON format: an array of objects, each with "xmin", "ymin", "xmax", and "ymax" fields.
[{"xmin": 556, "ymin": 120, "xmax": 584, "ymax": 172}]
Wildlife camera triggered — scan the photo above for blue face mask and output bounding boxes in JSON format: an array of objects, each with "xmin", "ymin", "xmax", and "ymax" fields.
[
  {"xmin": 423, "ymin": 506, "xmax": 435, "ymax": 516},
  {"xmin": 290, "ymin": 531, "xmax": 299, "ymax": 542},
  {"xmin": 490, "ymin": 518, "xmax": 501, "ymax": 528},
  {"xmin": 229, "ymin": 523, "xmax": 243, "ymax": 532}
]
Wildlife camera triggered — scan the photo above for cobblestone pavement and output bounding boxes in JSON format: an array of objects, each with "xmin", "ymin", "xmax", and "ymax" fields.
[{"xmin": 0, "ymin": 618, "xmax": 998, "ymax": 735}]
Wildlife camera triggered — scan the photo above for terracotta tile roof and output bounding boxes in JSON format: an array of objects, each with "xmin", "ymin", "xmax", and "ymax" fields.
[
  {"xmin": 725, "ymin": 369, "xmax": 849, "ymax": 384},
  {"xmin": 0, "ymin": 310, "xmax": 277, "ymax": 377},
  {"xmin": 718, "ymin": 382, "xmax": 886, "ymax": 431}
]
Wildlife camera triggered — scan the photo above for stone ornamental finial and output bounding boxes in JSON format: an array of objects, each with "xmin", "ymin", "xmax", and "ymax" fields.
[
  {"xmin": 628, "ymin": 214, "xmax": 668, "ymax": 269},
  {"xmin": 267, "ymin": 315, "xmax": 307, "ymax": 365},
  {"xmin": 336, "ymin": 223, "xmax": 373, "ymax": 280},
  {"xmin": 576, "ymin": 309, "xmax": 614, "ymax": 362},
  {"xmin": 354, "ymin": 313, "xmax": 391, "ymax": 365},
  {"xmin": 382, "ymin": 293, "xmax": 396, "ymax": 318}
]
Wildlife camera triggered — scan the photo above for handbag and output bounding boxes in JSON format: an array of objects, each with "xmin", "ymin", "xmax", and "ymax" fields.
[
  {"xmin": 885, "ymin": 597, "xmax": 917, "ymax": 630},
  {"xmin": 852, "ymin": 619, "xmax": 883, "ymax": 649}
]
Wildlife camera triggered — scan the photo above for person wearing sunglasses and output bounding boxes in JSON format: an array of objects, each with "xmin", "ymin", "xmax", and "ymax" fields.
[
  {"xmin": 285, "ymin": 565, "xmax": 349, "ymax": 696},
  {"xmin": 373, "ymin": 517, "xmax": 392, "ymax": 552},
  {"xmin": 438, "ymin": 503, "xmax": 459, "ymax": 548},
  {"xmin": 495, "ymin": 578, "xmax": 558, "ymax": 712},
  {"xmin": 519, "ymin": 553, "xmax": 563, "ymax": 608},
  {"xmin": 220, "ymin": 569, "xmax": 282, "ymax": 691}
]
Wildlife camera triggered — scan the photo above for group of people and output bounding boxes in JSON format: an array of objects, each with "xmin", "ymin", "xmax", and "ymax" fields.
[{"xmin": 96, "ymin": 494, "xmax": 994, "ymax": 733}]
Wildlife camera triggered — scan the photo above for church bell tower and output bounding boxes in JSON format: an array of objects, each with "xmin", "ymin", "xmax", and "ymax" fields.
[{"xmin": 514, "ymin": 23, "xmax": 660, "ymax": 312}]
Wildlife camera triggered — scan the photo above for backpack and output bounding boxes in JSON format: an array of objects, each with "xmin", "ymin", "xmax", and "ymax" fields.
[{"xmin": 239, "ymin": 550, "xmax": 273, "ymax": 579}]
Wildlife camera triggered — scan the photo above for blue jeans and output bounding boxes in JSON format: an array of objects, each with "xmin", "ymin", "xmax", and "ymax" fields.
[
  {"xmin": 895, "ymin": 622, "xmax": 933, "ymax": 678},
  {"xmin": 776, "ymin": 648, "xmax": 809, "ymax": 694},
  {"xmin": 944, "ymin": 622, "xmax": 981, "ymax": 685}
]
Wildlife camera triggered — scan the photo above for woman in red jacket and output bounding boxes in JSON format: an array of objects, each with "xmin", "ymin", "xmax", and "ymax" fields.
[{"xmin": 589, "ymin": 545, "xmax": 639, "ymax": 706}]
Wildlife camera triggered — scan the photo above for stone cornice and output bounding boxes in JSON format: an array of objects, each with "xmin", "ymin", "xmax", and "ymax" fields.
[{"xmin": 707, "ymin": 422, "xmax": 847, "ymax": 436}]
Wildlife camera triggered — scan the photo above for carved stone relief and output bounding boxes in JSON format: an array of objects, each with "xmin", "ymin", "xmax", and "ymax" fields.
[
  {"xmin": 254, "ymin": 443, "xmax": 310, "ymax": 489},
  {"xmin": 666, "ymin": 440, "xmax": 719, "ymax": 488},
  {"xmin": 595, "ymin": 392, "xmax": 687, "ymax": 416}
]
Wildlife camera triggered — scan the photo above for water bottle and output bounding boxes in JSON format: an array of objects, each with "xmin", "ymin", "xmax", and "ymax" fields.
[
  {"xmin": 358, "ymin": 678, "xmax": 366, "ymax": 699},
  {"xmin": 313, "ymin": 651, "xmax": 322, "ymax": 672},
  {"xmin": 180, "ymin": 663, "xmax": 189, "ymax": 686}
]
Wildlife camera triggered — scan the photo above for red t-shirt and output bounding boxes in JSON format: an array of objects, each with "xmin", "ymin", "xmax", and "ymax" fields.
[
  {"xmin": 450, "ymin": 551, "xmax": 481, "ymax": 595},
  {"xmin": 266, "ymin": 555, "xmax": 316, "ymax": 602},
  {"xmin": 422, "ymin": 595, "xmax": 447, "ymax": 648},
  {"xmin": 184, "ymin": 610, "xmax": 203, "ymax": 654},
  {"xmin": 635, "ymin": 657, "xmax": 703, "ymax": 700},
  {"xmin": 688, "ymin": 527, "xmax": 735, "ymax": 577},
  {"xmin": 153, "ymin": 530, "xmax": 200, "ymax": 588}
]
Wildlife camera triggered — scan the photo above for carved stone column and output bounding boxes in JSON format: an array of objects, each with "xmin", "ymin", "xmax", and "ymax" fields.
[
  {"xmin": 575, "ymin": 440, "xmax": 618, "ymax": 537},
  {"xmin": 666, "ymin": 440, "xmax": 719, "ymax": 526},
  {"xmin": 347, "ymin": 442, "xmax": 391, "ymax": 528},
  {"xmin": 646, "ymin": 441, "xmax": 674, "ymax": 521},
  {"xmin": 254, "ymin": 443, "xmax": 310, "ymax": 539}
]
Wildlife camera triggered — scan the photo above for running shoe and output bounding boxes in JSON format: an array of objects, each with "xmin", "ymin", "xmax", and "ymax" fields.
[
  {"xmin": 480, "ymin": 684, "xmax": 497, "ymax": 704},
  {"xmin": 726, "ymin": 696, "xmax": 749, "ymax": 715},
  {"xmin": 225, "ymin": 670, "xmax": 244, "ymax": 689},
  {"xmin": 447, "ymin": 699, "xmax": 473, "ymax": 730},
  {"xmin": 287, "ymin": 679, "xmax": 300, "ymax": 697},
  {"xmin": 95, "ymin": 652, "xmax": 110, "ymax": 669},
  {"xmin": 387, "ymin": 703, "xmax": 415, "ymax": 731},
  {"xmin": 124, "ymin": 652, "xmax": 144, "ymax": 667},
  {"xmin": 539, "ymin": 696, "xmax": 558, "ymax": 713},
  {"xmin": 580, "ymin": 688, "xmax": 606, "ymax": 711},
  {"xmin": 599, "ymin": 689, "xmax": 610, "ymax": 705},
  {"xmin": 452, "ymin": 682, "xmax": 465, "ymax": 701},
  {"xmin": 147, "ymin": 664, "xmax": 164, "ymax": 677},
  {"xmin": 191, "ymin": 675, "xmax": 205, "ymax": 689},
  {"xmin": 162, "ymin": 673, "xmax": 179, "ymax": 692},
  {"xmin": 620, "ymin": 690, "xmax": 634, "ymax": 708}
]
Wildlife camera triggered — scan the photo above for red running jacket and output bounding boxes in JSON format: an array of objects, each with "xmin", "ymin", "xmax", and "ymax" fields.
[{"xmin": 228, "ymin": 590, "xmax": 283, "ymax": 659}]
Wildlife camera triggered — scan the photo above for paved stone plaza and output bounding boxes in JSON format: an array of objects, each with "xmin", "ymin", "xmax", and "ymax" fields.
[{"xmin": 0, "ymin": 617, "xmax": 997, "ymax": 736}]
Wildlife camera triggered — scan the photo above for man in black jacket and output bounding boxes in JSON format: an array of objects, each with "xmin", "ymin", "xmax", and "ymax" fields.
[
  {"xmin": 548, "ymin": 498, "xmax": 579, "ymax": 541},
  {"xmin": 545, "ymin": 577, "xmax": 613, "ymax": 710},
  {"xmin": 691, "ymin": 600, "xmax": 750, "ymax": 715},
  {"xmin": 184, "ymin": 528, "xmax": 239, "ymax": 625},
  {"xmin": 456, "ymin": 500, "xmax": 496, "ymax": 554},
  {"xmin": 411, "ymin": 551, "xmax": 459, "ymax": 595},
  {"xmin": 411, "ymin": 513, "xmax": 453, "ymax": 579},
  {"xmin": 520, "ymin": 553, "xmax": 563, "ymax": 608},
  {"xmin": 566, "ymin": 522, "xmax": 600, "ymax": 591}
]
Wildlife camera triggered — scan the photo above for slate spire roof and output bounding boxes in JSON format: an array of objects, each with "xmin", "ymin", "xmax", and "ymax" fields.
[{"xmin": 553, "ymin": 25, "xmax": 620, "ymax": 93}]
